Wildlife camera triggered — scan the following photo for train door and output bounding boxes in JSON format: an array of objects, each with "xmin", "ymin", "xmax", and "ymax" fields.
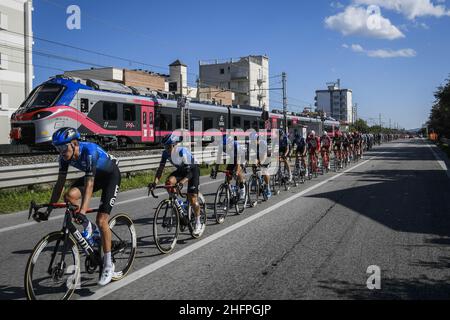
[{"xmin": 141, "ymin": 105, "xmax": 155, "ymax": 143}]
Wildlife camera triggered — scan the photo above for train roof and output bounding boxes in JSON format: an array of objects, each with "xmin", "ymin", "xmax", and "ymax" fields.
[{"xmin": 43, "ymin": 76, "xmax": 340, "ymax": 126}]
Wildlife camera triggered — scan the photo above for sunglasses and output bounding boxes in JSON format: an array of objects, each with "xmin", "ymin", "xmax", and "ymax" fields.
[{"xmin": 55, "ymin": 144, "xmax": 70, "ymax": 154}]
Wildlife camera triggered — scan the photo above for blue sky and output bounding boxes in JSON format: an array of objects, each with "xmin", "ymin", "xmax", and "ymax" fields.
[{"xmin": 32, "ymin": 0, "xmax": 450, "ymax": 129}]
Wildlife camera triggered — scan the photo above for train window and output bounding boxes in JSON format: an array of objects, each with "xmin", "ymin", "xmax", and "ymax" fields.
[
  {"xmin": 123, "ymin": 104, "xmax": 136, "ymax": 121},
  {"xmin": 143, "ymin": 112, "xmax": 147, "ymax": 125},
  {"xmin": 103, "ymin": 102, "xmax": 118, "ymax": 121},
  {"xmin": 25, "ymin": 84, "xmax": 64, "ymax": 110},
  {"xmin": 81, "ymin": 98, "xmax": 89, "ymax": 113},
  {"xmin": 252, "ymin": 121, "xmax": 258, "ymax": 130},
  {"xmin": 160, "ymin": 114, "xmax": 172, "ymax": 131},
  {"xmin": 204, "ymin": 117, "xmax": 214, "ymax": 131},
  {"xmin": 176, "ymin": 115, "xmax": 181, "ymax": 129},
  {"xmin": 149, "ymin": 112, "xmax": 154, "ymax": 125},
  {"xmin": 233, "ymin": 116, "xmax": 241, "ymax": 128},
  {"xmin": 244, "ymin": 120, "xmax": 251, "ymax": 131}
]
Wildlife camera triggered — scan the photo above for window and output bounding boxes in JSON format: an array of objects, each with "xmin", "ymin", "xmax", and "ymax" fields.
[
  {"xmin": 149, "ymin": 112, "xmax": 154, "ymax": 125},
  {"xmin": 143, "ymin": 112, "xmax": 147, "ymax": 124},
  {"xmin": 25, "ymin": 84, "xmax": 64, "ymax": 110},
  {"xmin": 244, "ymin": 120, "xmax": 251, "ymax": 131},
  {"xmin": 80, "ymin": 98, "xmax": 89, "ymax": 113},
  {"xmin": 103, "ymin": 102, "xmax": 117, "ymax": 121},
  {"xmin": 233, "ymin": 116, "xmax": 241, "ymax": 128},
  {"xmin": 176, "ymin": 115, "xmax": 181, "ymax": 129},
  {"xmin": 220, "ymin": 68, "xmax": 225, "ymax": 75},
  {"xmin": 204, "ymin": 117, "xmax": 214, "ymax": 131},
  {"xmin": 0, "ymin": 13, "xmax": 8, "ymax": 30},
  {"xmin": 0, "ymin": 53, "xmax": 7, "ymax": 70},
  {"xmin": 123, "ymin": 104, "xmax": 136, "ymax": 121},
  {"xmin": 160, "ymin": 114, "xmax": 173, "ymax": 131}
]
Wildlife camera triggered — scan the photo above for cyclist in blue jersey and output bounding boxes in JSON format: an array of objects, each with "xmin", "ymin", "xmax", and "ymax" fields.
[
  {"xmin": 47, "ymin": 127, "xmax": 120, "ymax": 286},
  {"xmin": 249, "ymin": 131, "xmax": 272, "ymax": 199},
  {"xmin": 279, "ymin": 129, "xmax": 293, "ymax": 182},
  {"xmin": 211, "ymin": 134, "xmax": 246, "ymax": 199},
  {"xmin": 149, "ymin": 134, "xmax": 204, "ymax": 237},
  {"xmin": 293, "ymin": 129, "xmax": 308, "ymax": 175}
]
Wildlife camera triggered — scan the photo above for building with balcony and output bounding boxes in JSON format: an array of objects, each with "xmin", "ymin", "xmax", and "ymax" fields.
[{"xmin": 315, "ymin": 80, "xmax": 353, "ymax": 124}]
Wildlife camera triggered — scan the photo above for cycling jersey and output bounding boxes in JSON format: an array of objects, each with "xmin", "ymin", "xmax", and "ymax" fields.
[
  {"xmin": 60, "ymin": 142, "xmax": 120, "ymax": 215},
  {"xmin": 280, "ymin": 136, "xmax": 290, "ymax": 151},
  {"xmin": 307, "ymin": 137, "xmax": 320, "ymax": 153},
  {"xmin": 59, "ymin": 142, "xmax": 118, "ymax": 177},
  {"xmin": 321, "ymin": 136, "xmax": 331, "ymax": 148},
  {"xmin": 160, "ymin": 147, "xmax": 198, "ymax": 170},
  {"xmin": 293, "ymin": 135, "xmax": 306, "ymax": 153}
]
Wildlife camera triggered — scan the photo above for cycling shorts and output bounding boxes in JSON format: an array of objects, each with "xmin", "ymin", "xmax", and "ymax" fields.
[
  {"xmin": 70, "ymin": 163, "xmax": 121, "ymax": 215},
  {"xmin": 169, "ymin": 165, "xmax": 200, "ymax": 195}
]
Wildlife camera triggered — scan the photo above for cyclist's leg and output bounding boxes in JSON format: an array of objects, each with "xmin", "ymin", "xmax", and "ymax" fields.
[{"xmin": 186, "ymin": 166, "xmax": 201, "ymax": 218}]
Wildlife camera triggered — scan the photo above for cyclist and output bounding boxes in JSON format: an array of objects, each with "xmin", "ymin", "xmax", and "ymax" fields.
[
  {"xmin": 279, "ymin": 129, "xmax": 293, "ymax": 182},
  {"xmin": 48, "ymin": 127, "xmax": 120, "ymax": 286},
  {"xmin": 149, "ymin": 134, "xmax": 204, "ymax": 237},
  {"xmin": 306, "ymin": 130, "xmax": 320, "ymax": 175},
  {"xmin": 250, "ymin": 131, "xmax": 272, "ymax": 199},
  {"xmin": 333, "ymin": 130, "xmax": 343, "ymax": 169},
  {"xmin": 293, "ymin": 129, "xmax": 307, "ymax": 176},
  {"xmin": 211, "ymin": 134, "xmax": 246, "ymax": 199},
  {"xmin": 320, "ymin": 131, "xmax": 332, "ymax": 171}
]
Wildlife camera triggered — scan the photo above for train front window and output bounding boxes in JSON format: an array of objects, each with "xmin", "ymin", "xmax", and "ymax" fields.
[{"xmin": 23, "ymin": 84, "xmax": 64, "ymax": 110}]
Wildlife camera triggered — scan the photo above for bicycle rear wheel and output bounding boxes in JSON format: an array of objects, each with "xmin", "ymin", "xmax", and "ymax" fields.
[
  {"xmin": 248, "ymin": 176, "xmax": 260, "ymax": 206},
  {"xmin": 235, "ymin": 182, "xmax": 249, "ymax": 215},
  {"xmin": 24, "ymin": 231, "xmax": 80, "ymax": 300},
  {"xmin": 214, "ymin": 184, "xmax": 230, "ymax": 224},
  {"xmin": 108, "ymin": 214, "xmax": 137, "ymax": 281},
  {"xmin": 153, "ymin": 200, "xmax": 179, "ymax": 254}
]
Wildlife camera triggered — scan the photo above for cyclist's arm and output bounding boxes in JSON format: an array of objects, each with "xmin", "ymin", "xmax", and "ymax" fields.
[
  {"xmin": 154, "ymin": 151, "xmax": 169, "ymax": 185},
  {"xmin": 79, "ymin": 176, "xmax": 94, "ymax": 214},
  {"xmin": 49, "ymin": 172, "xmax": 67, "ymax": 204}
]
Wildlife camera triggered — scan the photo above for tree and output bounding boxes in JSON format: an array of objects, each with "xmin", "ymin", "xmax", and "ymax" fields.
[
  {"xmin": 428, "ymin": 76, "xmax": 450, "ymax": 138},
  {"xmin": 349, "ymin": 119, "xmax": 369, "ymax": 133}
]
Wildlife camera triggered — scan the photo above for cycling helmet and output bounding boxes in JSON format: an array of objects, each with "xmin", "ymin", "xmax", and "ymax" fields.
[
  {"xmin": 162, "ymin": 133, "xmax": 180, "ymax": 146},
  {"xmin": 311, "ymin": 130, "xmax": 316, "ymax": 136},
  {"xmin": 52, "ymin": 127, "xmax": 80, "ymax": 146},
  {"xmin": 323, "ymin": 131, "xmax": 328, "ymax": 136}
]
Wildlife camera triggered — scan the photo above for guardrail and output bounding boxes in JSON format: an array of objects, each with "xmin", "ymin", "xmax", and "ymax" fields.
[{"xmin": 0, "ymin": 147, "xmax": 220, "ymax": 190}]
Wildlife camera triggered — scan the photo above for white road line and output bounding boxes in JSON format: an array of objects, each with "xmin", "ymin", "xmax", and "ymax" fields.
[
  {"xmin": 82, "ymin": 158, "xmax": 372, "ymax": 300},
  {"xmin": 0, "ymin": 179, "xmax": 221, "ymax": 234},
  {"xmin": 427, "ymin": 144, "xmax": 450, "ymax": 178}
]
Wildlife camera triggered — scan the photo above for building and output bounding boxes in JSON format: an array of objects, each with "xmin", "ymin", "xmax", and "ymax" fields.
[
  {"xmin": 199, "ymin": 55, "xmax": 269, "ymax": 110},
  {"xmin": 315, "ymin": 80, "xmax": 353, "ymax": 124},
  {"xmin": 64, "ymin": 67, "xmax": 167, "ymax": 92},
  {"xmin": 197, "ymin": 86, "xmax": 235, "ymax": 106},
  {"xmin": 0, "ymin": 0, "xmax": 33, "ymax": 144}
]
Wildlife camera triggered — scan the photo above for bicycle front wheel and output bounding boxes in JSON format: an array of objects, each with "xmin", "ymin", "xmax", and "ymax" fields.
[
  {"xmin": 153, "ymin": 200, "xmax": 179, "ymax": 254},
  {"xmin": 214, "ymin": 184, "xmax": 230, "ymax": 224},
  {"xmin": 24, "ymin": 231, "xmax": 80, "ymax": 300},
  {"xmin": 108, "ymin": 213, "xmax": 137, "ymax": 281}
]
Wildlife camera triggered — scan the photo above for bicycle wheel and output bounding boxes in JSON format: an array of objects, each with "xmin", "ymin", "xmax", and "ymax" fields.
[
  {"xmin": 188, "ymin": 193, "xmax": 207, "ymax": 239},
  {"xmin": 214, "ymin": 184, "xmax": 230, "ymax": 224},
  {"xmin": 235, "ymin": 182, "xmax": 249, "ymax": 215},
  {"xmin": 25, "ymin": 231, "xmax": 80, "ymax": 300},
  {"xmin": 248, "ymin": 175, "xmax": 260, "ymax": 207},
  {"xmin": 270, "ymin": 173, "xmax": 281, "ymax": 195},
  {"xmin": 107, "ymin": 214, "xmax": 137, "ymax": 281},
  {"xmin": 153, "ymin": 200, "xmax": 179, "ymax": 254}
]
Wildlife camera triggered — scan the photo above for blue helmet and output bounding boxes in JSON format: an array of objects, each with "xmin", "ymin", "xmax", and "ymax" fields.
[
  {"xmin": 52, "ymin": 127, "xmax": 80, "ymax": 146},
  {"xmin": 162, "ymin": 133, "xmax": 180, "ymax": 146}
]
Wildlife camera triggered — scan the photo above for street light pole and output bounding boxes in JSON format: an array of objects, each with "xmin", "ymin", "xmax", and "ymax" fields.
[{"xmin": 282, "ymin": 72, "xmax": 287, "ymax": 131}]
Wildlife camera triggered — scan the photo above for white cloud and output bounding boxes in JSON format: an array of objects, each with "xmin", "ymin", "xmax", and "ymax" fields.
[
  {"xmin": 353, "ymin": 0, "xmax": 450, "ymax": 20},
  {"xmin": 325, "ymin": 6, "xmax": 405, "ymax": 40},
  {"xmin": 343, "ymin": 43, "xmax": 417, "ymax": 58},
  {"xmin": 331, "ymin": 1, "xmax": 345, "ymax": 9}
]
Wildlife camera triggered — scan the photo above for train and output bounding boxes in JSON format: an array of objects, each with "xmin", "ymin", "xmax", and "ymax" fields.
[{"xmin": 9, "ymin": 76, "xmax": 340, "ymax": 148}]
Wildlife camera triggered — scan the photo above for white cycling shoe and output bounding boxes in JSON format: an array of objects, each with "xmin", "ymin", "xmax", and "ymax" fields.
[
  {"xmin": 193, "ymin": 223, "xmax": 205, "ymax": 237},
  {"xmin": 98, "ymin": 263, "xmax": 115, "ymax": 286}
]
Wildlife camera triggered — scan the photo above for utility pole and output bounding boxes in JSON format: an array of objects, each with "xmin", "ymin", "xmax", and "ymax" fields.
[
  {"xmin": 379, "ymin": 113, "xmax": 382, "ymax": 128},
  {"xmin": 282, "ymin": 72, "xmax": 287, "ymax": 131},
  {"xmin": 180, "ymin": 73, "xmax": 184, "ymax": 130}
]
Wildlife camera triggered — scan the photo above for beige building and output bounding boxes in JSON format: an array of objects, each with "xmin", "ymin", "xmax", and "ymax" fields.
[
  {"xmin": 199, "ymin": 55, "xmax": 269, "ymax": 110},
  {"xmin": 197, "ymin": 86, "xmax": 234, "ymax": 106},
  {"xmin": 0, "ymin": 0, "xmax": 33, "ymax": 144},
  {"xmin": 64, "ymin": 67, "xmax": 167, "ymax": 92}
]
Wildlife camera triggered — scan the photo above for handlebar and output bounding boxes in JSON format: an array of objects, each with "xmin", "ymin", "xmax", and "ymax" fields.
[
  {"xmin": 148, "ymin": 184, "xmax": 185, "ymax": 199},
  {"xmin": 28, "ymin": 201, "xmax": 97, "ymax": 223}
]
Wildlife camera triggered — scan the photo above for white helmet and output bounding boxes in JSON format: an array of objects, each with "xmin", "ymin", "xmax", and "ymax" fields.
[
  {"xmin": 311, "ymin": 130, "xmax": 316, "ymax": 136},
  {"xmin": 323, "ymin": 131, "xmax": 327, "ymax": 136}
]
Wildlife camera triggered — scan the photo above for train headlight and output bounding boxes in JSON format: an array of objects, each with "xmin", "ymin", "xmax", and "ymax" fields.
[{"xmin": 32, "ymin": 111, "xmax": 52, "ymax": 120}]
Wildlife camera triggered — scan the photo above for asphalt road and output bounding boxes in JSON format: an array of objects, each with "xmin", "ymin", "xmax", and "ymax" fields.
[{"xmin": 1, "ymin": 138, "xmax": 450, "ymax": 300}]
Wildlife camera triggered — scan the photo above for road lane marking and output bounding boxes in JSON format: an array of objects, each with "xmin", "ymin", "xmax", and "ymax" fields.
[
  {"xmin": 82, "ymin": 158, "xmax": 373, "ymax": 300},
  {"xmin": 0, "ymin": 179, "xmax": 221, "ymax": 234},
  {"xmin": 427, "ymin": 144, "xmax": 450, "ymax": 178}
]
